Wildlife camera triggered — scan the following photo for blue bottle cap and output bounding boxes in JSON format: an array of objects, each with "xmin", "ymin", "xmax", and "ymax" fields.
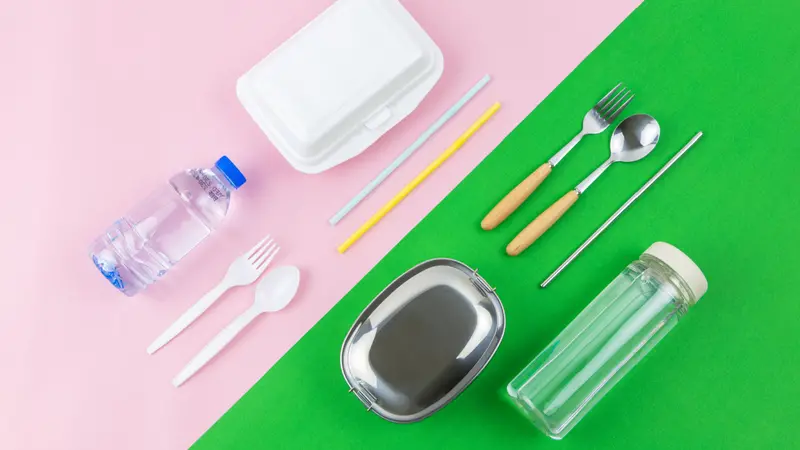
[{"xmin": 215, "ymin": 156, "xmax": 246, "ymax": 189}]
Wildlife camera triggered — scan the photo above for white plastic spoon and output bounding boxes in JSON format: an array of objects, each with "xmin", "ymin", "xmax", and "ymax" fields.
[{"xmin": 173, "ymin": 266, "xmax": 301, "ymax": 387}]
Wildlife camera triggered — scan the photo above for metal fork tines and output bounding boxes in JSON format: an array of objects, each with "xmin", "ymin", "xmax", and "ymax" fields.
[
  {"xmin": 593, "ymin": 83, "xmax": 635, "ymax": 126},
  {"xmin": 548, "ymin": 83, "xmax": 634, "ymax": 167}
]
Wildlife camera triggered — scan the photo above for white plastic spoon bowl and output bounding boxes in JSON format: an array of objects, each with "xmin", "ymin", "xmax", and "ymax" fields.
[{"xmin": 173, "ymin": 266, "xmax": 301, "ymax": 387}]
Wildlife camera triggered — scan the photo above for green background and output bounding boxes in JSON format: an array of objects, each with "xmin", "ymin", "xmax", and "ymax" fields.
[{"xmin": 195, "ymin": 0, "xmax": 800, "ymax": 448}]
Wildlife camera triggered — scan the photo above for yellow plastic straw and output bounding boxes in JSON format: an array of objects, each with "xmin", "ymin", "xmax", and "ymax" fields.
[{"xmin": 338, "ymin": 102, "xmax": 501, "ymax": 254}]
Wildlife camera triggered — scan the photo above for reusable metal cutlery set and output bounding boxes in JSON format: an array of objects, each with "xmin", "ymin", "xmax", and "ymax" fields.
[
  {"xmin": 482, "ymin": 84, "xmax": 635, "ymax": 233},
  {"xmin": 480, "ymin": 83, "xmax": 701, "ymax": 281}
]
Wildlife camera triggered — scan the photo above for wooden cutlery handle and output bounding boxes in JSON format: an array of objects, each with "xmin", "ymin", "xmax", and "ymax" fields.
[
  {"xmin": 507, "ymin": 190, "xmax": 580, "ymax": 256},
  {"xmin": 481, "ymin": 163, "xmax": 553, "ymax": 230}
]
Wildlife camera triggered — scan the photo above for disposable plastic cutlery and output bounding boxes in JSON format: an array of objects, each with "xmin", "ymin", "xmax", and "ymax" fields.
[
  {"xmin": 482, "ymin": 84, "xmax": 634, "ymax": 230},
  {"xmin": 147, "ymin": 235, "xmax": 279, "ymax": 354},
  {"xmin": 173, "ymin": 266, "xmax": 301, "ymax": 387}
]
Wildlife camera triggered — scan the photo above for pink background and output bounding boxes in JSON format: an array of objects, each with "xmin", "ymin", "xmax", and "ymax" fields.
[{"xmin": 0, "ymin": 1, "xmax": 639, "ymax": 448}]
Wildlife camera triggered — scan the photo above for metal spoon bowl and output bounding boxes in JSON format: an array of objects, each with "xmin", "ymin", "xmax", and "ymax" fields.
[
  {"xmin": 577, "ymin": 114, "xmax": 660, "ymax": 192},
  {"xmin": 611, "ymin": 114, "xmax": 660, "ymax": 162}
]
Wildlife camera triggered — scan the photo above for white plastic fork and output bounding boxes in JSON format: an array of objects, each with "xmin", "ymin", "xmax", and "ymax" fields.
[{"xmin": 147, "ymin": 235, "xmax": 280, "ymax": 354}]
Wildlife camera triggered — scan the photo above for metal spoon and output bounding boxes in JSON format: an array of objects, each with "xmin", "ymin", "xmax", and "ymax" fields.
[
  {"xmin": 173, "ymin": 266, "xmax": 301, "ymax": 387},
  {"xmin": 506, "ymin": 114, "xmax": 660, "ymax": 256}
]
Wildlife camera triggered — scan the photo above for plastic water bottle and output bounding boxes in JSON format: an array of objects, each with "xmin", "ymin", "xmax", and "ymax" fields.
[{"xmin": 89, "ymin": 156, "xmax": 246, "ymax": 296}]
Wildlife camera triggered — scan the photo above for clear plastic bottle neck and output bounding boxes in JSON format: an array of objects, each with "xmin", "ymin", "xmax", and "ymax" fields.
[{"xmin": 210, "ymin": 166, "xmax": 237, "ymax": 191}]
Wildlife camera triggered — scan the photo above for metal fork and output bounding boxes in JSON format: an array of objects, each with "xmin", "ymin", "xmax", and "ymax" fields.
[
  {"xmin": 147, "ymin": 235, "xmax": 280, "ymax": 354},
  {"xmin": 481, "ymin": 84, "xmax": 634, "ymax": 230}
]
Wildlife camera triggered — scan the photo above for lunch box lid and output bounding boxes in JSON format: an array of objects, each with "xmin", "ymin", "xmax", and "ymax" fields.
[
  {"xmin": 340, "ymin": 259, "xmax": 505, "ymax": 423},
  {"xmin": 237, "ymin": 0, "xmax": 444, "ymax": 174}
]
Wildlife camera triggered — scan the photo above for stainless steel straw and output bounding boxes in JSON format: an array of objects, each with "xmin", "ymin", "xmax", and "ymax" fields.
[{"xmin": 541, "ymin": 131, "xmax": 704, "ymax": 288}]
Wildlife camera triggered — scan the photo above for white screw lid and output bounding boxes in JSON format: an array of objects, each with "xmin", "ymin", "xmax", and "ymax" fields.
[{"xmin": 643, "ymin": 242, "xmax": 708, "ymax": 302}]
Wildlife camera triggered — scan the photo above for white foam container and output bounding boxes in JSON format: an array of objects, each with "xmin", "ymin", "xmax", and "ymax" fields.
[{"xmin": 236, "ymin": 0, "xmax": 444, "ymax": 174}]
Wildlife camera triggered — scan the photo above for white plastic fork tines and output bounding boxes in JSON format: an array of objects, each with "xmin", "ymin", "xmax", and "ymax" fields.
[{"xmin": 147, "ymin": 235, "xmax": 280, "ymax": 355}]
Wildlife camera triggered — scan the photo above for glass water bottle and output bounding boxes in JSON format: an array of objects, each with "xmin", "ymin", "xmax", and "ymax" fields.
[{"xmin": 507, "ymin": 242, "xmax": 708, "ymax": 439}]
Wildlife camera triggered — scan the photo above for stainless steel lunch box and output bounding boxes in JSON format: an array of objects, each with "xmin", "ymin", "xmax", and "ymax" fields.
[{"xmin": 341, "ymin": 258, "xmax": 505, "ymax": 423}]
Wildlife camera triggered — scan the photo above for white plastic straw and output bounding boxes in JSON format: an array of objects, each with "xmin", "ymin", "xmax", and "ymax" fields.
[{"xmin": 328, "ymin": 75, "xmax": 491, "ymax": 225}]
